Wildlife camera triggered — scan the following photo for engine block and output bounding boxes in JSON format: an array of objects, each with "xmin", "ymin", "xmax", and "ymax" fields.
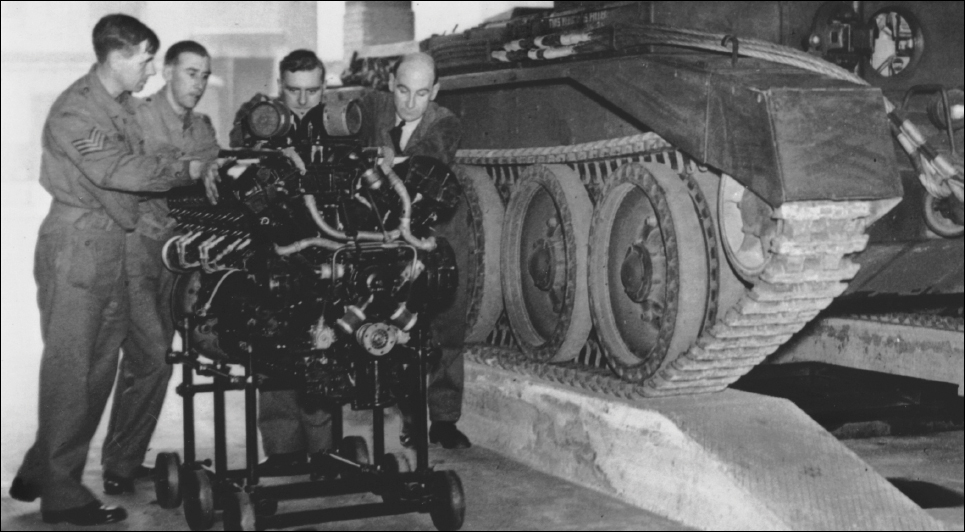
[{"xmin": 163, "ymin": 104, "xmax": 460, "ymax": 409}]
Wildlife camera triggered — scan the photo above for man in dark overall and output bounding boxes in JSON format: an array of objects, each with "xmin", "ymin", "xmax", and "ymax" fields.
[
  {"xmin": 100, "ymin": 40, "xmax": 221, "ymax": 496},
  {"xmin": 228, "ymin": 50, "xmax": 337, "ymax": 477},
  {"xmin": 8, "ymin": 15, "xmax": 217, "ymax": 526},
  {"xmin": 358, "ymin": 52, "xmax": 469, "ymax": 450}
]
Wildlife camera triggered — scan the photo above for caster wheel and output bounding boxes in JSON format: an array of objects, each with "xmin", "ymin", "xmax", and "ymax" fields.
[
  {"xmin": 183, "ymin": 469, "xmax": 216, "ymax": 531},
  {"xmin": 154, "ymin": 452, "xmax": 182, "ymax": 510},
  {"xmin": 338, "ymin": 436, "xmax": 370, "ymax": 477},
  {"xmin": 223, "ymin": 491, "xmax": 257, "ymax": 532},
  {"xmin": 429, "ymin": 471, "xmax": 466, "ymax": 532},
  {"xmin": 254, "ymin": 497, "xmax": 278, "ymax": 517}
]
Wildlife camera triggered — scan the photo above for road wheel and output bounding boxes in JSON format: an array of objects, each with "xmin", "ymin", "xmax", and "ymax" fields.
[
  {"xmin": 588, "ymin": 163, "xmax": 717, "ymax": 382},
  {"xmin": 501, "ymin": 164, "xmax": 593, "ymax": 363},
  {"xmin": 432, "ymin": 165, "xmax": 506, "ymax": 346}
]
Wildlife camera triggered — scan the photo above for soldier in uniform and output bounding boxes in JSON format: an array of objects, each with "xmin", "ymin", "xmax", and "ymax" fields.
[
  {"xmin": 100, "ymin": 40, "xmax": 220, "ymax": 496},
  {"xmin": 359, "ymin": 53, "xmax": 470, "ymax": 450},
  {"xmin": 228, "ymin": 50, "xmax": 337, "ymax": 478},
  {"xmin": 7, "ymin": 15, "xmax": 217, "ymax": 526}
]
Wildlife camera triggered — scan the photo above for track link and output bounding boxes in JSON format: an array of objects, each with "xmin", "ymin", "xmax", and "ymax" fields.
[
  {"xmin": 646, "ymin": 201, "xmax": 872, "ymax": 396},
  {"xmin": 457, "ymin": 134, "xmax": 876, "ymax": 396}
]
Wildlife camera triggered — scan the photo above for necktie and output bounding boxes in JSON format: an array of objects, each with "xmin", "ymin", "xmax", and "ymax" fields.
[{"xmin": 390, "ymin": 119, "xmax": 405, "ymax": 153}]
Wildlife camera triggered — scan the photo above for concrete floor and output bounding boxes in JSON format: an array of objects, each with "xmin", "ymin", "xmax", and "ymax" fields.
[
  {"xmin": 847, "ymin": 432, "xmax": 965, "ymax": 532},
  {"xmin": 1, "ymin": 411, "xmax": 689, "ymax": 532}
]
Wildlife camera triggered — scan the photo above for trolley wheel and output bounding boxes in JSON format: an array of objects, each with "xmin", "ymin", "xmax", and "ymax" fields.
[
  {"xmin": 223, "ymin": 491, "xmax": 257, "ymax": 532},
  {"xmin": 338, "ymin": 436, "xmax": 370, "ymax": 477},
  {"xmin": 154, "ymin": 452, "xmax": 183, "ymax": 510},
  {"xmin": 183, "ymin": 469, "xmax": 216, "ymax": 531},
  {"xmin": 429, "ymin": 471, "xmax": 466, "ymax": 532}
]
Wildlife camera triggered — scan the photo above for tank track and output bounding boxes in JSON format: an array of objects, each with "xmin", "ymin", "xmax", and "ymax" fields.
[{"xmin": 457, "ymin": 134, "xmax": 874, "ymax": 396}]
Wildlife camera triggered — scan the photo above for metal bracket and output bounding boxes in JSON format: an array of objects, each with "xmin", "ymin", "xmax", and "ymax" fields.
[
  {"xmin": 901, "ymin": 84, "xmax": 960, "ymax": 158},
  {"xmin": 721, "ymin": 35, "xmax": 740, "ymax": 67}
]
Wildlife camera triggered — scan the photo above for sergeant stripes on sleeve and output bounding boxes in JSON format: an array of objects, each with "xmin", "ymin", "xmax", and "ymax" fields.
[{"xmin": 72, "ymin": 128, "xmax": 107, "ymax": 156}]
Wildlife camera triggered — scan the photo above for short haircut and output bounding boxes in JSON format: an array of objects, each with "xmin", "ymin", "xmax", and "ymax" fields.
[
  {"xmin": 92, "ymin": 14, "xmax": 160, "ymax": 63},
  {"xmin": 279, "ymin": 49, "xmax": 326, "ymax": 79},
  {"xmin": 164, "ymin": 40, "xmax": 209, "ymax": 66}
]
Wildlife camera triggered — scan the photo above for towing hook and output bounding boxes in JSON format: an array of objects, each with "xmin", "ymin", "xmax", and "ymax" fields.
[{"xmin": 722, "ymin": 35, "xmax": 740, "ymax": 67}]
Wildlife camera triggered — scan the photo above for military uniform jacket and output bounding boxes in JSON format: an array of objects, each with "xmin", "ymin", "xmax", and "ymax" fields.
[
  {"xmin": 359, "ymin": 90, "xmax": 462, "ymax": 166},
  {"xmin": 39, "ymin": 66, "xmax": 195, "ymax": 233},
  {"xmin": 135, "ymin": 87, "xmax": 220, "ymax": 239}
]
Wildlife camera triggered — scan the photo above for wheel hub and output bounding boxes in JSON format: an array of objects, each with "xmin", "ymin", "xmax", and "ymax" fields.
[
  {"xmin": 529, "ymin": 240, "xmax": 557, "ymax": 292},
  {"xmin": 621, "ymin": 243, "xmax": 654, "ymax": 304}
]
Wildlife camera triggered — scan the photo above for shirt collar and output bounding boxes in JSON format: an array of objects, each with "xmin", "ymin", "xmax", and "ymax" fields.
[
  {"xmin": 86, "ymin": 64, "xmax": 135, "ymax": 116},
  {"xmin": 396, "ymin": 113, "xmax": 423, "ymax": 129},
  {"xmin": 153, "ymin": 85, "xmax": 194, "ymax": 131}
]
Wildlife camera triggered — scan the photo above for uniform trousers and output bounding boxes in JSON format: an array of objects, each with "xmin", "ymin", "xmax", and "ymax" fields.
[
  {"xmin": 259, "ymin": 392, "xmax": 334, "ymax": 456},
  {"xmin": 101, "ymin": 233, "xmax": 175, "ymax": 478},
  {"xmin": 17, "ymin": 212, "xmax": 129, "ymax": 512},
  {"xmin": 398, "ymin": 346, "xmax": 464, "ymax": 429}
]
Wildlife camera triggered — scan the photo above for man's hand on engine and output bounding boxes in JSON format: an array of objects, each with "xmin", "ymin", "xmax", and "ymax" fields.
[
  {"xmin": 203, "ymin": 160, "xmax": 225, "ymax": 205},
  {"xmin": 282, "ymin": 147, "xmax": 308, "ymax": 175}
]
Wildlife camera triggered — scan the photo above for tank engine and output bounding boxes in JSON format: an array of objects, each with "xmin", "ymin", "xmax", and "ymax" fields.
[
  {"xmin": 164, "ymin": 101, "xmax": 460, "ymax": 405},
  {"xmin": 154, "ymin": 100, "xmax": 468, "ymax": 532}
]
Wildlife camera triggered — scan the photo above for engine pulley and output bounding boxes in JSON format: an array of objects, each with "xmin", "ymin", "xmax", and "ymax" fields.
[{"xmin": 356, "ymin": 323, "xmax": 407, "ymax": 357}]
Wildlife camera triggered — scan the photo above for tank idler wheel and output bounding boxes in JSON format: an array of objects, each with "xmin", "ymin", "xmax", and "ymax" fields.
[
  {"xmin": 183, "ymin": 468, "xmax": 216, "ymax": 531},
  {"xmin": 154, "ymin": 452, "xmax": 183, "ymax": 510},
  {"xmin": 223, "ymin": 491, "xmax": 257, "ymax": 532},
  {"xmin": 338, "ymin": 436, "xmax": 371, "ymax": 478},
  {"xmin": 501, "ymin": 164, "xmax": 593, "ymax": 363},
  {"xmin": 429, "ymin": 471, "xmax": 466, "ymax": 532},
  {"xmin": 718, "ymin": 174, "xmax": 780, "ymax": 281}
]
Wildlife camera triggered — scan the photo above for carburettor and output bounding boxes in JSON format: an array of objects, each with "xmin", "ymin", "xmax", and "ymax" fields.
[{"xmin": 162, "ymin": 99, "xmax": 461, "ymax": 410}]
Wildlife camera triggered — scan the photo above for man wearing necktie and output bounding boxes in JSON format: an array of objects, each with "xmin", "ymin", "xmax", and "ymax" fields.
[{"xmin": 359, "ymin": 53, "xmax": 469, "ymax": 450}]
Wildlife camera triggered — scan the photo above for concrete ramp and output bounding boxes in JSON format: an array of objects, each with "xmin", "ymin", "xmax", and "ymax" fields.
[{"xmin": 461, "ymin": 347, "xmax": 944, "ymax": 531}]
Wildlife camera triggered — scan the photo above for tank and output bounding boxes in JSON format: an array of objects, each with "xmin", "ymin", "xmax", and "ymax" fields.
[{"xmin": 348, "ymin": 1, "xmax": 963, "ymax": 397}]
